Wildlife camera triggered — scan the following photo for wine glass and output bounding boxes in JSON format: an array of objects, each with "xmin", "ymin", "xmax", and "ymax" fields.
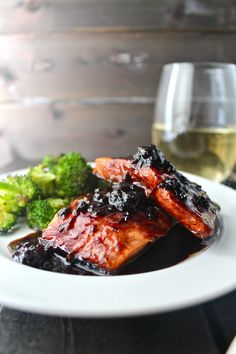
[{"xmin": 152, "ymin": 62, "xmax": 236, "ymax": 182}]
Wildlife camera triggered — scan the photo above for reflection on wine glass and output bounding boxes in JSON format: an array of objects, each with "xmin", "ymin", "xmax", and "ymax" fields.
[{"xmin": 152, "ymin": 62, "xmax": 236, "ymax": 182}]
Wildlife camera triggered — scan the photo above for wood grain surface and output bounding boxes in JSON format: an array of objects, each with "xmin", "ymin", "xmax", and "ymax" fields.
[
  {"xmin": 0, "ymin": 103, "xmax": 153, "ymax": 172},
  {"xmin": 0, "ymin": 304, "xmax": 221, "ymax": 354},
  {"xmin": 0, "ymin": 31, "xmax": 236, "ymax": 103},
  {"xmin": 0, "ymin": 0, "xmax": 236, "ymax": 33},
  {"xmin": 203, "ymin": 291, "xmax": 236, "ymax": 353},
  {"xmin": 0, "ymin": 2, "xmax": 235, "ymax": 354},
  {"xmin": 0, "ymin": 2, "xmax": 235, "ymax": 170}
]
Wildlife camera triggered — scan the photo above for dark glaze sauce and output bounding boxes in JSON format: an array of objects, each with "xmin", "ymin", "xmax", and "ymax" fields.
[
  {"xmin": 120, "ymin": 222, "xmax": 219, "ymax": 275},
  {"xmin": 9, "ymin": 221, "xmax": 219, "ymax": 276},
  {"xmin": 60, "ymin": 180, "xmax": 157, "ymax": 225},
  {"xmin": 56, "ymin": 181, "xmax": 158, "ymax": 237},
  {"xmin": 8, "ymin": 160, "xmax": 220, "ymax": 276},
  {"xmin": 131, "ymin": 145, "xmax": 220, "ymax": 218}
]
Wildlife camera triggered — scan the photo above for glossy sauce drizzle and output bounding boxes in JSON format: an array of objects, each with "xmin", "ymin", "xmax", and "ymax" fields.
[
  {"xmin": 131, "ymin": 145, "xmax": 220, "ymax": 219},
  {"xmin": 9, "ymin": 221, "xmax": 219, "ymax": 276},
  {"xmin": 9, "ymin": 170, "xmax": 220, "ymax": 276}
]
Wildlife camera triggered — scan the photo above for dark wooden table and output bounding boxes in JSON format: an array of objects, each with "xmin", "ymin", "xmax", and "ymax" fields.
[
  {"xmin": 0, "ymin": 181, "xmax": 235, "ymax": 354},
  {"xmin": 0, "ymin": 290, "xmax": 235, "ymax": 354},
  {"xmin": 0, "ymin": 1, "xmax": 235, "ymax": 352}
]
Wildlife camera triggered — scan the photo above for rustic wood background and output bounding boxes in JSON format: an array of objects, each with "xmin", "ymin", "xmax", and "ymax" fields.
[
  {"xmin": 0, "ymin": 4, "xmax": 236, "ymax": 354},
  {"xmin": 1, "ymin": 0, "xmax": 236, "ymax": 172}
]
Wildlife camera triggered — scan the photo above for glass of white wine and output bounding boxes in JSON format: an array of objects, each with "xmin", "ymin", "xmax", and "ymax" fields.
[{"xmin": 152, "ymin": 62, "xmax": 236, "ymax": 182}]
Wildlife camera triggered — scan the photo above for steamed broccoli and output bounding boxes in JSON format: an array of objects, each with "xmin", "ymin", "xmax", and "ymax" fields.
[
  {"xmin": 0, "ymin": 211, "xmax": 17, "ymax": 232},
  {"xmin": 27, "ymin": 198, "xmax": 70, "ymax": 230},
  {"xmin": 0, "ymin": 176, "xmax": 38, "ymax": 232},
  {"xmin": 4, "ymin": 175, "xmax": 38, "ymax": 208},
  {"xmin": 29, "ymin": 152, "xmax": 94, "ymax": 197},
  {"xmin": 0, "ymin": 152, "xmax": 107, "ymax": 233}
]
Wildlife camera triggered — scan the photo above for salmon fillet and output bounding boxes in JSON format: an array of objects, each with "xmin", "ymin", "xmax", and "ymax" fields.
[
  {"xmin": 94, "ymin": 146, "xmax": 220, "ymax": 238},
  {"xmin": 42, "ymin": 182, "xmax": 173, "ymax": 274}
]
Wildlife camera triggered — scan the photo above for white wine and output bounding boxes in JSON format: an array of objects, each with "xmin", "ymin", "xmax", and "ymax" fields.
[{"xmin": 152, "ymin": 123, "xmax": 236, "ymax": 181}]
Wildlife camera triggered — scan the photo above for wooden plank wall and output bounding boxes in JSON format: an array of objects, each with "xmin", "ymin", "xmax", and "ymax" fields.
[{"xmin": 0, "ymin": 0, "xmax": 236, "ymax": 171}]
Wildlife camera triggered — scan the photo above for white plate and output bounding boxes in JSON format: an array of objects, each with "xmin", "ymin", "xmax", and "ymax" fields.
[{"xmin": 0, "ymin": 170, "xmax": 235, "ymax": 317}]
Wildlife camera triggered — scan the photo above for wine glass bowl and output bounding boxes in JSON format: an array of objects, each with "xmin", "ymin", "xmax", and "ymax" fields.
[{"xmin": 152, "ymin": 62, "xmax": 236, "ymax": 182}]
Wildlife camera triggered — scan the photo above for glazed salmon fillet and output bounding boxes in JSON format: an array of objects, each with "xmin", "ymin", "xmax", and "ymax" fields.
[
  {"xmin": 94, "ymin": 146, "xmax": 220, "ymax": 238},
  {"xmin": 42, "ymin": 182, "xmax": 173, "ymax": 275}
]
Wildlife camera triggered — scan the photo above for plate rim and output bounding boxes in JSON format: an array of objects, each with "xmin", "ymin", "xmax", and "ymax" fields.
[{"xmin": 0, "ymin": 170, "xmax": 235, "ymax": 317}]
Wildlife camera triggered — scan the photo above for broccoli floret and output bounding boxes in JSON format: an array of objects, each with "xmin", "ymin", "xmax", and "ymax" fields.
[
  {"xmin": 54, "ymin": 152, "xmax": 93, "ymax": 196},
  {"xmin": 0, "ymin": 175, "xmax": 38, "ymax": 232},
  {"xmin": 0, "ymin": 152, "xmax": 108, "ymax": 232},
  {"xmin": 4, "ymin": 175, "xmax": 38, "ymax": 208},
  {"xmin": 0, "ymin": 193, "xmax": 21, "ymax": 215},
  {"xmin": 0, "ymin": 211, "xmax": 17, "ymax": 232},
  {"xmin": 28, "ymin": 164, "xmax": 56, "ymax": 197},
  {"xmin": 29, "ymin": 152, "xmax": 94, "ymax": 198},
  {"xmin": 27, "ymin": 198, "xmax": 70, "ymax": 230}
]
